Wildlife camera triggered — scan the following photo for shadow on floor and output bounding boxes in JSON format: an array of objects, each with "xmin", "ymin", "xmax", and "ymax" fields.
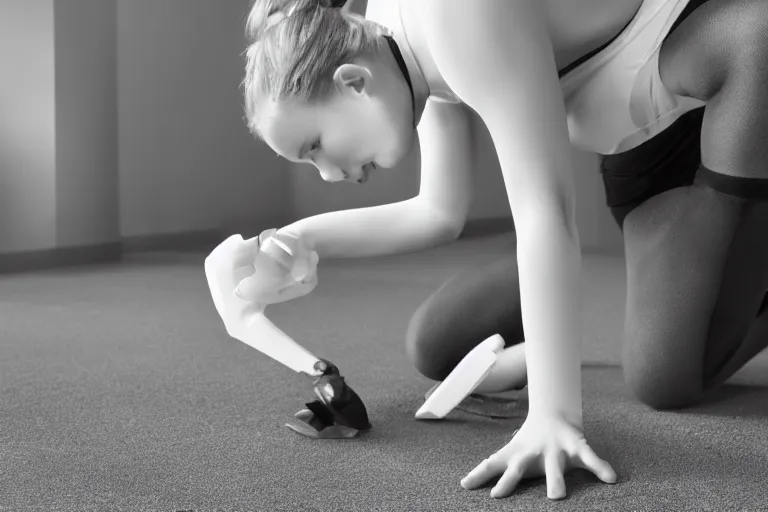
[{"xmin": 685, "ymin": 384, "xmax": 768, "ymax": 418}]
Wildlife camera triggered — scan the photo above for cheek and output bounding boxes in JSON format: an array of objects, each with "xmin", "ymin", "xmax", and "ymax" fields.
[
  {"xmin": 325, "ymin": 128, "xmax": 368, "ymax": 166},
  {"xmin": 341, "ymin": 103, "xmax": 414, "ymax": 165},
  {"xmin": 370, "ymin": 106, "xmax": 408, "ymax": 147},
  {"xmin": 383, "ymin": 112, "xmax": 415, "ymax": 159}
]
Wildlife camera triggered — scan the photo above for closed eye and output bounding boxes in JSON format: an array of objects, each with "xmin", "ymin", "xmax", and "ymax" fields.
[
  {"xmin": 295, "ymin": 138, "xmax": 322, "ymax": 162},
  {"xmin": 302, "ymin": 139, "xmax": 322, "ymax": 165}
]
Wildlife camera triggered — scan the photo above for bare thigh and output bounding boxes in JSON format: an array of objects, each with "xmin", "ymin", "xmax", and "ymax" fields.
[{"xmin": 659, "ymin": 0, "xmax": 768, "ymax": 178}]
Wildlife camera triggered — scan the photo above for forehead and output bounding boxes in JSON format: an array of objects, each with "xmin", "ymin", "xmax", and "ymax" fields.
[{"xmin": 256, "ymin": 100, "xmax": 320, "ymax": 159}]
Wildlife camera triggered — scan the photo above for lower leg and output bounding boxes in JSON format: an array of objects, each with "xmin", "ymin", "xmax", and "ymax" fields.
[
  {"xmin": 692, "ymin": 4, "xmax": 768, "ymax": 387},
  {"xmin": 473, "ymin": 343, "xmax": 527, "ymax": 394},
  {"xmin": 706, "ymin": 308, "xmax": 768, "ymax": 389},
  {"xmin": 405, "ymin": 257, "xmax": 525, "ymax": 382},
  {"xmin": 620, "ymin": 184, "xmax": 768, "ymax": 410},
  {"xmin": 696, "ymin": 195, "xmax": 768, "ymax": 387}
]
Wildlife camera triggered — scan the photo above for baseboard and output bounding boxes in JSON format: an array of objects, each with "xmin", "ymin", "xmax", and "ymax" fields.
[
  {"xmin": 121, "ymin": 229, "xmax": 225, "ymax": 254},
  {"xmin": 0, "ymin": 242, "xmax": 123, "ymax": 275},
  {"xmin": 0, "ymin": 229, "xmax": 224, "ymax": 275},
  {"xmin": 216, "ymin": 216, "xmax": 292, "ymax": 241},
  {"xmin": 459, "ymin": 216, "xmax": 515, "ymax": 238}
]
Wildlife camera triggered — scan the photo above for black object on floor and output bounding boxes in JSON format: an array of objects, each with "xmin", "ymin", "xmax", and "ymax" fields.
[{"xmin": 285, "ymin": 359, "xmax": 372, "ymax": 439}]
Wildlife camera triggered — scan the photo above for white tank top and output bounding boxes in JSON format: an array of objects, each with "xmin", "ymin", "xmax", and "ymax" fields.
[{"xmin": 369, "ymin": 0, "xmax": 706, "ymax": 155}]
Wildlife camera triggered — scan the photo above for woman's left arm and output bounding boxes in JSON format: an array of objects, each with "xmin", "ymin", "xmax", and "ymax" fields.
[{"xmin": 418, "ymin": 0, "xmax": 616, "ymax": 500}]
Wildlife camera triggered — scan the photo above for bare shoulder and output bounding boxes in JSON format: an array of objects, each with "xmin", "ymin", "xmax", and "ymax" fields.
[
  {"xmin": 414, "ymin": 0, "xmax": 520, "ymax": 18},
  {"xmin": 412, "ymin": 0, "xmax": 522, "ymax": 32},
  {"xmin": 413, "ymin": 0, "xmax": 647, "ymax": 74},
  {"xmin": 414, "ymin": 0, "xmax": 577, "ymax": 221},
  {"xmin": 413, "ymin": 0, "xmax": 550, "ymax": 110}
]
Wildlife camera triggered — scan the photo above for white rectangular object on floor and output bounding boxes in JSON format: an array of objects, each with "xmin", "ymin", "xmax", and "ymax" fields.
[{"xmin": 414, "ymin": 334, "xmax": 504, "ymax": 420}]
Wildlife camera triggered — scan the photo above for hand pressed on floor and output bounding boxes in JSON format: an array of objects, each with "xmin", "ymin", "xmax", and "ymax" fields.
[{"xmin": 461, "ymin": 412, "xmax": 617, "ymax": 500}]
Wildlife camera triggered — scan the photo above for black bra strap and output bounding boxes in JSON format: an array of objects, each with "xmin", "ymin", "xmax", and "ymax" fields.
[{"xmin": 383, "ymin": 35, "xmax": 416, "ymax": 126}]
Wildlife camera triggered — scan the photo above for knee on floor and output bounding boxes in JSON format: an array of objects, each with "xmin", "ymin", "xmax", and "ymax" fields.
[
  {"xmin": 622, "ymin": 341, "xmax": 704, "ymax": 411},
  {"xmin": 404, "ymin": 300, "xmax": 454, "ymax": 381}
]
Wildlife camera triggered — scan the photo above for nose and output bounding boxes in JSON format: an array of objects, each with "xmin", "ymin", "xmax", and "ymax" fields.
[
  {"xmin": 318, "ymin": 166, "xmax": 348, "ymax": 183},
  {"xmin": 317, "ymin": 160, "xmax": 369, "ymax": 184}
]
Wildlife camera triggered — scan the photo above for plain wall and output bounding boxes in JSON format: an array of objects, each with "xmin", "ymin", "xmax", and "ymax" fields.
[
  {"xmin": 0, "ymin": 0, "xmax": 57, "ymax": 253},
  {"xmin": 116, "ymin": 0, "xmax": 290, "ymax": 238},
  {"xmin": 1, "ymin": 0, "xmax": 286, "ymax": 256},
  {"xmin": 55, "ymin": 0, "xmax": 120, "ymax": 249}
]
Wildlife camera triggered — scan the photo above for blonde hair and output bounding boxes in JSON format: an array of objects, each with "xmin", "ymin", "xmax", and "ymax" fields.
[{"xmin": 242, "ymin": 0, "xmax": 387, "ymax": 137}]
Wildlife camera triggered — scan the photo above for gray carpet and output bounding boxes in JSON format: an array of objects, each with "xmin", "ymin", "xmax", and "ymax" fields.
[{"xmin": 2, "ymin": 233, "xmax": 767, "ymax": 511}]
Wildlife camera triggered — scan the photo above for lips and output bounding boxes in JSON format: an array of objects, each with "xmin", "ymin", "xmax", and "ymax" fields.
[{"xmin": 356, "ymin": 161, "xmax": 377, "ymax": 183}]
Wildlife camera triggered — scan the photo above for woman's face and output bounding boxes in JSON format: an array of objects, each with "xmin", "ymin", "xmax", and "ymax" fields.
[{"xmin": 256, "ymin": 59, "xmax": 417, "ymax": 184}]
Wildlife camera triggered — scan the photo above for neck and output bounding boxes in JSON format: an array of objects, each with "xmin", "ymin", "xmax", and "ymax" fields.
[{"xmin": 382, "ymin": 35, "xmax": 429, "ymax": 128}]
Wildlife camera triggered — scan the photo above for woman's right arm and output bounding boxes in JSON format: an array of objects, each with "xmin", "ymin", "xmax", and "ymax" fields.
[{"xmin": 280, "ymin": 99, "xmax": 476, "ymax": 259}]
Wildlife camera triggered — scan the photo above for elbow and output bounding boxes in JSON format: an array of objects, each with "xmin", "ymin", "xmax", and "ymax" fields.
[
  {"xmin": 441, "ymin": 226, "xmax": 463, "ymax": 245},
  {"xmin": 415, "ymin": 199, "xmax": 466, "ymax": 245},
  {"xmin": 441, "ymin": 217, "xmax": 465, "ymax": 242},
  {"xmin": 429, "ymin": 214, "xmax": 465, "ymax": 246},
  {"xmin": 433, "ymin": 209, "xmax": 466, "ymax": 244},
  {"xmin": 424, "ymin": 217, "xmax": 463, "ymax": 248}
]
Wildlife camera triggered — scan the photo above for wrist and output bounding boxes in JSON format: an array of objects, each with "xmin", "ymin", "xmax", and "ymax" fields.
[
  {"xmin": 526, "ymin": 352, "xmax": 583, "ymax": 425},
  {"xmin": 528, "ymin": 400, "xmax": 583, "ymax": 429},
  {"xmin": 278, "ymin": 221, "xmax": 316, "ymax": 253},
  {"xmin": 527, "ymin": 373, "xmax": 583, "ymax": 423}
]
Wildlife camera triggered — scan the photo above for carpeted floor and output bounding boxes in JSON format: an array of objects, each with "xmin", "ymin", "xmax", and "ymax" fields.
[{"xmin": 1, "ymin": 233, "xmax": 767, "ymax": 512}]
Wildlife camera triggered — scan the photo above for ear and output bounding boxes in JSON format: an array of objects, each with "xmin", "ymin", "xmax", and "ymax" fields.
[{"xmin": 332, "ymin": 63, "xmax": 372, "ymax": 96}]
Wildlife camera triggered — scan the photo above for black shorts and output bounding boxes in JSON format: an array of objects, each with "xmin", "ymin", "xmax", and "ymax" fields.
[
  {"xmin": 598, "ymin": 0, "xmax": 712, "ymax": 229},
  {"xmin": 600, "ymin": 107, "xmax": 705, "ymax": 228}
]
